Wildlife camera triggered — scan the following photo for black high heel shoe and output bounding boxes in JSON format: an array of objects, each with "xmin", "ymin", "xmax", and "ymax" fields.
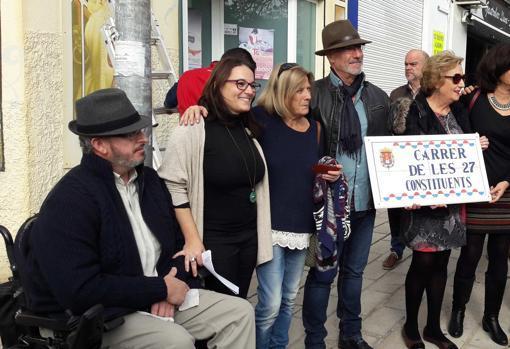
[
  {"xmin": 447, "ymin": 308, "xmax": 464, "ymax": 338},
  {"xmin": 482, "ymin": 314, "xmax": 508, "ymax": 346},
  {"xmin": 401, "ymin": 327, "xmax": 425, "ymax": 349},
  {"xmin": 423, "ymin": 327, "xmax": 458, "ymax": 349}
]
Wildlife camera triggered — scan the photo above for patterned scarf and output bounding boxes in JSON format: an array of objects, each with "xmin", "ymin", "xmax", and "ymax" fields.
[{"xmin": 311, "ymin": 156, "xmax": 351, "ymax": 282}]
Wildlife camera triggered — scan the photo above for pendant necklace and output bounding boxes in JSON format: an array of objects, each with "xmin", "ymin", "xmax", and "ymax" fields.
[
  {"xmin": 225, "ymin": 125, "xmax": 258, "ymax": 203},
  {"xmin": 488, "ymin": 94, "xmax": 510, "ymax": 111}
]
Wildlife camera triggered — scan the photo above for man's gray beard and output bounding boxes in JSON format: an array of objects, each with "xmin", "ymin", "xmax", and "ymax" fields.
[
  {"xmin": 111, "ymin": 155, "xmax": 144, "ymax": 169},
  {"xmin": 347, "ymin": 62, "xmax": 363, "ymax": 76}
]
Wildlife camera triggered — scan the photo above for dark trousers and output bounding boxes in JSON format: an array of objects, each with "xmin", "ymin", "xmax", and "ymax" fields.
[
  {"xmin": 302, "ymin": 210, "xmax": 375, "ymax": 348},
  {"xmin": 387, "ymin": 208, "xmax": 405, "ymax": 257},
  {"xmin": 203, "ymin": 229, "xmax": 258, "ymax": 299}
]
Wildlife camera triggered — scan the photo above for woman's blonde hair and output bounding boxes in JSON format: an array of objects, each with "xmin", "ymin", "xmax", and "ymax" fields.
[
  {"xmin": 421, "ymin": 50, "xmax": 464, "ymax": 96},
  {"xmin": 257, "ymin": 64, "xmax": 314, "ymax": 117}
]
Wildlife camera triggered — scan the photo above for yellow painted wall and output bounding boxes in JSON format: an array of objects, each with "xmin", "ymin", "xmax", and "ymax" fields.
[{"xmin": 1, "ymin": 0, "xmax": 65, "ymax": 281}]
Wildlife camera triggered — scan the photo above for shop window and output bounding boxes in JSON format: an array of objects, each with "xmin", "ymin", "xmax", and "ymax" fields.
[
  {"xmin": 225, "ymin": 0, "xmax": 288, "ymax": 82},
  {"xmin": 335, "ymin": 1, "xmax": 347, "ymax": 21},
  {"xmin": 296, "ymin": 0, "xmax": 316, "ymax": 72},
  {"xmin": 188, "ymin": 0, "xmax": 212, "ymax": 69}
]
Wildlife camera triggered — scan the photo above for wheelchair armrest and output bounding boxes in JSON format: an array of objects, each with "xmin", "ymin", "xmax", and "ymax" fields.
[
  {"xmin": 15, "ymin": 311, "xmax": 78, "ymax": 332},
  {"xmin": 66, "ymin": 304, "xmax": 104, "ymax": 349}
]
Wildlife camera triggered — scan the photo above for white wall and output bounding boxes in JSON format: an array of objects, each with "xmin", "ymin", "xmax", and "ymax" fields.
[{"xmin": 422, "ymin": 0, "xmax": 468, "ymax": 60}]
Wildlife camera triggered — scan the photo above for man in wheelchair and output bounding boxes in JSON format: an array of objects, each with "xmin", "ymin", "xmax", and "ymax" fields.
[{"xmin": 22, "ymin": 88, "xmax": 255, "ymax": 348}]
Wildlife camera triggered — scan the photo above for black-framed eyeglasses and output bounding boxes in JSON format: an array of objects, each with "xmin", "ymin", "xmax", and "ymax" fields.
[
  {"xmin": 112, "ymin": 128, "xmax": 147, "ymax": 140},
  {"xmin": 443, "ymin": 74, "xmax": 466, "ymax": 84},
  {"xmin": 225, "ymin": 79, "xmax": 261, "ymax": 91},
  {"xmin": 277, "ymin": 62, "xmax": 298, "ymax": 78}
]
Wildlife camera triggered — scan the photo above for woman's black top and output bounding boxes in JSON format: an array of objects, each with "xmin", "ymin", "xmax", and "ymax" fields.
[
  {"xmin": 469, "ymin": 94, "xmax": 510, "ymax": 186},
  {"xmin": 203, "ymin": 117, "xmax": 265, "ymax": 235}
]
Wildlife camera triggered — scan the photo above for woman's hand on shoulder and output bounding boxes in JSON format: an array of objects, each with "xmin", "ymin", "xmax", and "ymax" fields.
[
  {"xmin": 462, "ymin": 85, "xmax": 477, "ymax": 95},
  {"xmin": 179, "ymin": 105, "xmax": 208, "ymax": 126},
  {"xmin": 322, "ymin": 164, "xmax": 343, "ymax": 182},
  {"xmin": 490, "ymin": 181, "xmax": 509, "ymax": 203}
]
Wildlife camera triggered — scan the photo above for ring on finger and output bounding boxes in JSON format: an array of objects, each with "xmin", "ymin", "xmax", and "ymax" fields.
[{"xmin": 190, "ymin": 256, "xmax": 196, "ymax": 262}]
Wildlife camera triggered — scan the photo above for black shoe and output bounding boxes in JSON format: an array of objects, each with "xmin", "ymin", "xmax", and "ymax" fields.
[
  {"xmin": 447, "ymin": 308, "xmax": 464, "ymax": 338},
  {"xmin": 401, "ymin": 327, "xmax": 425, "ymax": 349},
  {"xmin": 423, "ymin": 327, "xmax": 458, "ymax": 349},
  {"xmin": 482, "ymin": 314, "xmax": 508, "ymax": 346},
  {"xmin": 338, "ymin": 337, "xmax": 373, "ymax": 349}
]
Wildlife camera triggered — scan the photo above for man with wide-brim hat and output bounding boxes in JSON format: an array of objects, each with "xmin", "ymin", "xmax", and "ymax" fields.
[
  {"xmin": 302, "ymin": 20, "xmax": 391, "ymax": 349},
  {"xmin": 25, "ymin": 88, "xmax": 257, "ymax": 348}
]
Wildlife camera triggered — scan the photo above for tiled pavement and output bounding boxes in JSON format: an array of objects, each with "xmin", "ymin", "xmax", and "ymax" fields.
[{"xmin": 246, "ymin": 210, "xmax": 510, "ymax": 349}]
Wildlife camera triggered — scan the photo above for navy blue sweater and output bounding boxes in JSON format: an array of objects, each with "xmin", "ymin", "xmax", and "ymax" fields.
[
  {"xmin": 25, "ymin": 153, "xmax": 191, "ymax": 319},
  {"xmin": 253, "ymin": 106, "xmax": 322, "ymax": 234}
]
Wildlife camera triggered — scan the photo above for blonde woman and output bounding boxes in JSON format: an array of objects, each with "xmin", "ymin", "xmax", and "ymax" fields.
[{"xmin": 252, "ymin": 63, "xmax": 340, "ymax": 348}]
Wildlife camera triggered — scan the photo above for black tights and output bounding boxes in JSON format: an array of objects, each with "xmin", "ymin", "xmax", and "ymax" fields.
[
  {"xmin": 404, "ymin": 250, "xmax": 451, "ymax": 341},
  {"xmin": 453, "ymin": 234, "xmax": 510, "ymax": 314}
]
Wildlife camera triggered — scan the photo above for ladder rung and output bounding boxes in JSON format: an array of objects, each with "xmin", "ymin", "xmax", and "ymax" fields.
[
  {"xmin": 151, "ymin": 71, "xmax": 171, "ymax": 79},
  {"xmin": 154, "ymin": 106, "xmax": 178, "ymax": 115}
]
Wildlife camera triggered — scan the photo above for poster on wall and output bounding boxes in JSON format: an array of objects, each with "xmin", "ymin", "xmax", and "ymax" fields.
[
  {"xmin": 188, "ymin": 10, "xmax": 202, "ymax": 69},
  {"xmin": 239, "ymin": 27, "xmax": 274, "ymax": 80},
  {"xmin": 71, "ymin": 0, "xmax": 114, "ymax": 103},
  {"xmin": 364, "ymin": 134, "xmax": 491, "ymax": 209},
  {"xmin": 433, "ymin": 30, "xmax": 445, "ymax": 55}
]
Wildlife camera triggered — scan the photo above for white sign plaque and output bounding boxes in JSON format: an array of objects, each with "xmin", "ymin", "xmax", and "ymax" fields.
[{"xmin": 364, "ymin": 134, "xmax": 491, "ymax": 209}]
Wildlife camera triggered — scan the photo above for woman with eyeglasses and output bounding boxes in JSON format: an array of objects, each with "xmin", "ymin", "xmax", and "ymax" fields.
[
  {"xmin": 394, "ymin": 51, "xmax": 475, "ymax": 349},
  {"xmin": 447, "ymin": 44, "xmax": 510, "ymax": 346},
  {"xmin": 158, "ymin": 57, "xmax": 273, "ymax": 299}
]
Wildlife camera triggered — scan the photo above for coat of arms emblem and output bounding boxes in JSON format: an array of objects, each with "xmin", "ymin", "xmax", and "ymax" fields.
[{"xmin": 379, "ymin": 147, "xmax": 394, "ymax": 168}]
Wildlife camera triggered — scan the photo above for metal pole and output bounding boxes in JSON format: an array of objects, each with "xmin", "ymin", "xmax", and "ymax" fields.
[{"xmin": 113, "ymin": 0, "xmax": 153, "ymax": 167}]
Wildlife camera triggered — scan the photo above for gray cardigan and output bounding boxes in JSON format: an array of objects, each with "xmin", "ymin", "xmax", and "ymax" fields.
[{"xmin": 158, "ymin": 121, "xmax": 273, "ymax": 266}]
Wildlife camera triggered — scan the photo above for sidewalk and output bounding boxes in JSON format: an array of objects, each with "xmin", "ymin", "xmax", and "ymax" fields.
[{"xmin": 247, "ymin": 210, "xmax": 509, "ymax": 349}]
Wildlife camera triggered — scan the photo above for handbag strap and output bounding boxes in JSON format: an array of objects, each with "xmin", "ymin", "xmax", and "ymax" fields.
[
  {"xmin": 316, "ymin": 121, "xmax": 321, "ymax": 146},
  {"xmin": 468, "ymin": 89, "xmax": 481, "ymax": 112}
]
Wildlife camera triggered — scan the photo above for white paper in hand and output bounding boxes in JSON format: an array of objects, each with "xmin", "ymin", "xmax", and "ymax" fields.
[
  {"xmin": 201, "ymin": 250, "xmax": 239, "ymax": 294},
  {"xmin": 136, "ymin": 311, "xmax": 174, "ymax": 322},
  {"xmin": 178, "ymin": 288, "xmax": 200, "ymax": 311}
]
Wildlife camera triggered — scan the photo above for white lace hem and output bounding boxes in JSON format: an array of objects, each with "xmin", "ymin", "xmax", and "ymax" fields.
[{"xmin": 271, "ymin": 230, "xmax": 311, "ymax": 250}]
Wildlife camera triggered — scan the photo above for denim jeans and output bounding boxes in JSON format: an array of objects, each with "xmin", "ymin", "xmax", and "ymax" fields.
[
  {"xmin": 302, "ymin": 210, "xmax": 375, "ymax": 348},
  {"xmin": 255, "ymin": 244, "xmax": 307, "ymax": 349},
  {"xmin": 388, "ymin": 208, "xmax": 405, "ymax": 257}
]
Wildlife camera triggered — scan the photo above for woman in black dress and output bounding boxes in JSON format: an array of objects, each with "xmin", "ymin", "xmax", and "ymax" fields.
[{"xmin": 448, "ymin": 43, "xmax": 510, "ymax": 346}]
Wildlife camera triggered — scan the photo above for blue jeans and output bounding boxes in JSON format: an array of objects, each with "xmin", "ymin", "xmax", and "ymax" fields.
[
  {"xmin": 255, "ymin": 245, "xmax": 307, "ymax": 349},
  {"xmin": 302, "ymin": 210, "xmax": 375, "ymax": 348}
]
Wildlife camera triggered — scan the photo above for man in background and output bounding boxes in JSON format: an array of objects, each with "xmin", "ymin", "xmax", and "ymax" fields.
[{"xmin": 382, "ymin": 49, "xmax": 428, "ymax": 270}]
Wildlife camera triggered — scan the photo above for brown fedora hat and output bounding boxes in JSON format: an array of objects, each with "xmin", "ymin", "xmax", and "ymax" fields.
[
  {"xmin": 69, "ymin": 88, "xmax": 151, "ymax": 137},
  {"xmin": 315, "ymin": 20, "xmax": 371, "ymax": 56}
]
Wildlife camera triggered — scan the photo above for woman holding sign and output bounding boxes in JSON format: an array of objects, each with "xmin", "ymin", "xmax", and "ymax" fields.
[
  {"xmin": 397, "ymin": 51, "xmax": 469, "ymax": 349},
  {"xmin": 448, "ymin": 44, "xmax": 510, "ymax": 346}
]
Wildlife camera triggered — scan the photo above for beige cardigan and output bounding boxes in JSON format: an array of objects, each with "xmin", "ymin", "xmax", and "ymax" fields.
[{"xmin": 158, "ymin": 121, "xmax": 273, "ymax": 266}]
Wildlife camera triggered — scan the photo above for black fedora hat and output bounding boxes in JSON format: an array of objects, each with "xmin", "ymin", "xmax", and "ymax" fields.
[
  {"xmin": 69, "ymin": 88, "xmax": 151, "ymax": 137},
  {"xmin": 315, "ymin": 20, "xmax": 371, "ymax": 56}
]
